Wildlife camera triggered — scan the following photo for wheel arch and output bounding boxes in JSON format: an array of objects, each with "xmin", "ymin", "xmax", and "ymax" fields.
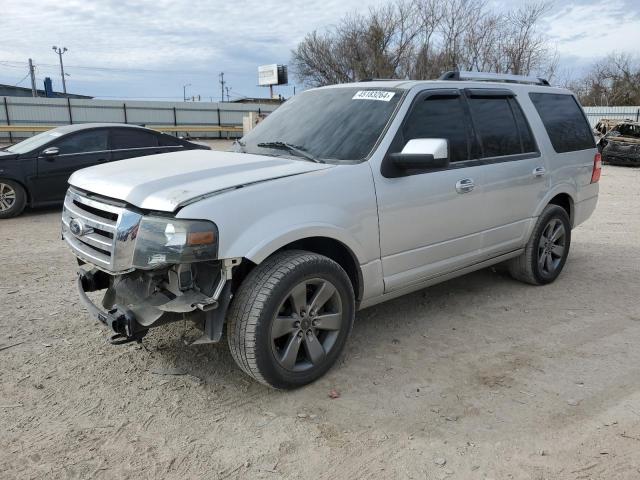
[
  {"xmin": 547, "ymin": 192, "xmax": 574, "ymax": 225},
  {"xmin": 534, "ymin": 185, "xmax": 576, "ymax": 227},
  {"xmin": 236, "ymin": 232, "xmax": 365, "ymax": 303},
  {"xmin": 274, "ymin": 237, "xmax": 363, "ymax": 302}
]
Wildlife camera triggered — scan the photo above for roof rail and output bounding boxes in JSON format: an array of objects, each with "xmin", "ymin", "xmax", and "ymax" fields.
[{"xmin": 439, "ymin": 70, "xmax": 550, "ymax": 86}]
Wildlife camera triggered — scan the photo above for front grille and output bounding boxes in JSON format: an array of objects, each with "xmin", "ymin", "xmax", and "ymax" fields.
[{"xmin": 62, "ymin": 189, "xmax": 142, "ymax": 273}]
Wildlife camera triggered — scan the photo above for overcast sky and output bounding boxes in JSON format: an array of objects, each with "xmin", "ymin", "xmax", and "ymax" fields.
[{"xmin": 0, "ymin": 0, "xmax": 638, "ymax": 101}]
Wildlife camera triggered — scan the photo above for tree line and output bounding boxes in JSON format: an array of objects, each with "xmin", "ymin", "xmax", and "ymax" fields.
[{"xmin": 291, "ymin": 0, "xmax": 640, "ymax": 106}]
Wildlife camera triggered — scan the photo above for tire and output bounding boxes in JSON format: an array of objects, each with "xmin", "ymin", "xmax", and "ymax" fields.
[
  {"xmin": 0, "ymin": 180, "xmax": 27, "ymax": 219},
  {"xmin": 227, "ymin": 250, "xmax": 355, "ymax": 389},
  {"xmin": 507, "ymin": 204, "xmax": 571, "ymax": 285}
]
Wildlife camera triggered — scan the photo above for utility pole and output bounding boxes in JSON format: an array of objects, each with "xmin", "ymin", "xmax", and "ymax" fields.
[
  {"xmin": 51, "ymin": 46, "xmax": 68, "ymax": 95},
  {"xmin": 225, "ymin": 86, "xmax": 230, "ymax": 102},
  {"xmin": 183, "ymin": 83, "xmax": 191, "ymax": 102},
  {"xmin": 28, "ymin": 58, "xmax": 37, "ymax": 97},
  {"xmin": 219, "ymin": 72, "xmax": 225, "ymax": 102}
]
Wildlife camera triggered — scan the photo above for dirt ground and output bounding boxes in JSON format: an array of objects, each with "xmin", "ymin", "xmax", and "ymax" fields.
[{"xmin": 1, "ymin": 160, "xmax": 639, "ymax": 480}]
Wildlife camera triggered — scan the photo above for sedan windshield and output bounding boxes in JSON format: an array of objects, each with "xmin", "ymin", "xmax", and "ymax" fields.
[
  {"xmin": 240, "ymin": 87, "xmax": 403, "ymax": 162},
  {"xmin": 6, "ymin": 129, "xmax": 63, "ymax": 154}
]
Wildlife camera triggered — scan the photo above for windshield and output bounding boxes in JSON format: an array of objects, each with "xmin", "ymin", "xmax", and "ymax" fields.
[
  {"xmin": 240, "ymin": 87, "xmax": 403, "ymax": 162},
  {"xmin": 6, "ymin": 129, "xmax": 63, "ymax": 154}
]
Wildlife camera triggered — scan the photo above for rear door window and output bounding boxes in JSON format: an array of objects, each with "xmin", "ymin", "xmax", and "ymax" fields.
[
  {"xmin": 54, "ymin": 129, "xmax": 108, "ymax": 155},
  {"xmin": 529, "ymin": 93, "xmax": 595, "ymax": 152},
  {"xmin": 111, "ymin": 129, "xmax": 159, "ymax": 149},
  {"xmin": 467, "ymin": 97, "xmax": 523, "ymax": 157}
]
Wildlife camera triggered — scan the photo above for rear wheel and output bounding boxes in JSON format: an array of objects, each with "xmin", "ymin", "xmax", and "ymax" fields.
[
  {"xmin": 227, "ymin": 250, "xmax": 355, "ymax": 389},
  {"xmin": 0, "ymin": 180, "xmax": 27, "ymax": 219},
  {"xmin": 508, "ymin": 204, "xmax": 571, "ymax": 285}
]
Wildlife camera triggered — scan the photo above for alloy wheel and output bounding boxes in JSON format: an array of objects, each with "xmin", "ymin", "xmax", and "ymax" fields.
[
  {"xmin": 270, "ymin": 278, "xmax": 343, "ymax": 372},
  {"xmin": 537, "ymin": 218, "xmax": 566, "ymax": 276},
  {"xmin": 0, "ymin": 183, "xmax": 16, "ymax": 212}
]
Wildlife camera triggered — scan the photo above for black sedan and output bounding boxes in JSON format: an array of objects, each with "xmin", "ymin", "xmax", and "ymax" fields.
[{"xmin": 0, "ymin": 123, "xmax": 210, "ymax": 218}]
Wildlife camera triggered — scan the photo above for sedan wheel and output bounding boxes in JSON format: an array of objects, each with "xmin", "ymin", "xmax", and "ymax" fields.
[
  {"xmin": 0, "ymin": 183, "xmax": 17, "ymax": 212},
  {"xmin": 0, "ymin": 180, "xmax": 27, "ymax": 219}
]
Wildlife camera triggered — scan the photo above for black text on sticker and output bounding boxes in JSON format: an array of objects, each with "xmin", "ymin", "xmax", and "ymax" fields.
[{"xmin": 352, "ymin": 90, "xmax": 395, "ymax": 102}]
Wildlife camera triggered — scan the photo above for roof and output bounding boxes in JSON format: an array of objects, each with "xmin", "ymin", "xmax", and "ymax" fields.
[
  {"xmin": 48, "ymin": 123, "xmax": 150, "ymax": 134},
  {"xmin": 319, "ymin": 79, "xmax": 570, "ymax": 95},
  {"xmin": 0, "ymin": 83, "xmax": 92, "ymax": 99}
]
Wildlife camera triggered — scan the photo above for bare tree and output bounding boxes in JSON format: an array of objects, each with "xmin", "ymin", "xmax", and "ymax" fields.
[
  {"xmin": 571, "ymin": 52, "xmax": 640, "ymax": 106},
  {"xmin": 292, "ymin": 0, "xmax": 558, "ymax": 87}
]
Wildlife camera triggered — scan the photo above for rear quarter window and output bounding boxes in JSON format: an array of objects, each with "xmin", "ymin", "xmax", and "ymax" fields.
[
  {"xmin": 529, "ymin": 93, "xmax": 595, "ymax": 153},
  {"xmin": 111, "ymin": 129, "xmax": 159, "ymax": 149}
]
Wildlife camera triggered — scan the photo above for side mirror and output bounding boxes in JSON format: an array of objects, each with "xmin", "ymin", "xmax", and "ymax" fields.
[
  {"xmin": 42, "ymin": 147, "xmax": 60, "ymax": 157},
  {"xmin": 390, "ymin": 138, "xmax": 449, "ymax": 170}
]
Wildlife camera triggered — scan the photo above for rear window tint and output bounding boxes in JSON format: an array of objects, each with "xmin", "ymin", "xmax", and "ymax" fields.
[{"xmin": 529, "ymin": 93, "xmax": 594, "ymax": 153}]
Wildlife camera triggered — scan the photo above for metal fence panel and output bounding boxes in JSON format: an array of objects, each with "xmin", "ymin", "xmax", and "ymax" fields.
[
  {"xmin": 583, "ymin": 106, "xmax": 640, "ymax": 127},
  {"xmin": 0, "ymin": 96, "xmax": 279, "ymax": 140}
]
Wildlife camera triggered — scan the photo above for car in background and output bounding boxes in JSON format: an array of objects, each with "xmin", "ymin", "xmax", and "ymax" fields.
[
  {"xmin": 599, "ymin": 120, "xmax": 640, "ymax": 166},
  {"xmin": 594, "ymin": 118, "xmax": 622, "ymax": 143},
  {"xmin": 0, "ymin": 123, "xmax": 210, "ymax": 218}
]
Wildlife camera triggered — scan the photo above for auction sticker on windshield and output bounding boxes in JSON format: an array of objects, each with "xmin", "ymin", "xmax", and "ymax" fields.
[{"xmin": 352, "ymin": 90, "xmax": 395, "ymax": 102}]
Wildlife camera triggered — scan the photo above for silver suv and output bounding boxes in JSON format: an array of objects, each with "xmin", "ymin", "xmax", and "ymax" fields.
[{"xmin": 62, "ymin": 71, "xmax": 600, "ymax": 389}]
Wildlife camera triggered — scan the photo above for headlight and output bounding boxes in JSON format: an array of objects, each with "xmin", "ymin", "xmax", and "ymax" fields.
[{"xmin": 132, "ymin": 217, "xmax": 218, "ymax": 268}]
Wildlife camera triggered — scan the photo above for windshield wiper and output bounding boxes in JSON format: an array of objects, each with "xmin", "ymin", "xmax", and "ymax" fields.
[
  {"xmin": 256, "ymin": 141, "xmax": 323, "ymax": 163},
  {"xmin": 233, "ymin": 139, "xmax": 246, "ymax": 152}
]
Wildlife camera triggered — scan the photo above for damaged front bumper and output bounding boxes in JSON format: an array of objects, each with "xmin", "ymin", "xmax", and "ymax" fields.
[{"xmin": 76, "ymin": 259, "xmax": 239, "ymax": 345}]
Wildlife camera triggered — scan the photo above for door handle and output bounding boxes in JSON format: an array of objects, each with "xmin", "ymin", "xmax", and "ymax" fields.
[
  {"xmin": 533, "ymin": 166, "xmax": 546, "ymax": 177},
  {"xmin": 455, "ymin": 178, "xmax": 475, "ymax": 194}
]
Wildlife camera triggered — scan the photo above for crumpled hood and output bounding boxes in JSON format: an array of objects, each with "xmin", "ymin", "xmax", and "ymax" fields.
[{"xmin": 68, "ymin": 149, "xmax": 333, "ymax": 212}]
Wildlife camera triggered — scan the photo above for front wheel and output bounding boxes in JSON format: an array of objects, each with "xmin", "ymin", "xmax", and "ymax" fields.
[
  {"xmin": 227, "ymin": 250, "xmax": 355, "ymax": 389},
  {"xmin": 508, "ymin": 204, "xmax": 571, "ymax": 285},
  {"xmin": 0, "ymin": 180, "xmax": 27, "ymax": 219}
]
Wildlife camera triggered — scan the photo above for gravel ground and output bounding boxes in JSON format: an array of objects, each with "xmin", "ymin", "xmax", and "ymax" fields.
[{"xmin": 1, "ymin": 162, "xmax": 639, "ymax": 480}]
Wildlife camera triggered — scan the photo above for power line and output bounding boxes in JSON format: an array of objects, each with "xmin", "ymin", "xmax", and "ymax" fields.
[
  {"xmin": 13, "ymin": 72, "xmax": 30, "ymax": 86},
  {"xmin": 0, "ymin": 59, "xmax": 247, "ymax": 76}
]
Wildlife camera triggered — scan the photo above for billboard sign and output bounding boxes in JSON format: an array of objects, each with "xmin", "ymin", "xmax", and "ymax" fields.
[{"xmin": 258, "ymin": 64, "xmax": 279, "ymax": 86}]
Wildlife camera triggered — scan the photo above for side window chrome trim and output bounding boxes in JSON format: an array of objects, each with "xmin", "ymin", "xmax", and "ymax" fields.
[
  {"xmin": 447, "ymin": 151, "xmax": 541, "ymax": 169},
  {"xmin": 110, "ymin": 146, "xmax": 163, "ymax": 153},
  {"xmin": 54, "ymin": 149, "xmax": 111, "ymax": 157}
]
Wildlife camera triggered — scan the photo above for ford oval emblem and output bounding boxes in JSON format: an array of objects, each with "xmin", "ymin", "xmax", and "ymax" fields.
[{"xmin": 69, "ymin": 218, "xmax": 85, "ymax": 236}]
